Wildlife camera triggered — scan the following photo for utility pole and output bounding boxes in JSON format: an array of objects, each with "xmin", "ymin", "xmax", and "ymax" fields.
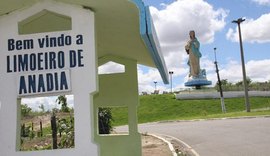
[
  {"xmin": 232, "ymin": 18, "xmax": 250, "ymax": 112},
  {"xmin": 169, "ymin": 71, "xmax": 174, "ymax": 93},
  {"xmin": 214, "ymin": 48, "xmax": 226, "ymax": 113}
]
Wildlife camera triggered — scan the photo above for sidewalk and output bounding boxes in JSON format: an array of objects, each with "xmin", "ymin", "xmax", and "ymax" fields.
[
  {"xmin": 142, "ymin": 134, "xmax": 172, "ymax": 156},
  {"xmin": 143, "ymin": 134, "xmax": 199, "ymax": 156}
]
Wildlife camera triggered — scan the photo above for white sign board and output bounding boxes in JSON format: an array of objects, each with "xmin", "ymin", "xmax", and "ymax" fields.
[{"xmin": 0, "ymin": 1, "xmax": 98, "ymax": 156}]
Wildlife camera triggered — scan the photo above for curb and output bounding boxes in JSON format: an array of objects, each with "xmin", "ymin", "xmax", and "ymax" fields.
[
  {"xmin": 157, "ymin": 115, "xmax": 270, "ymax": 124},
  {"xmin": 148, "ymin": 134, "xmax": 178, "ymax": 156},
  {"xmin": 149, "ymin": 133, "xmax": 200, "ymax": 156}
]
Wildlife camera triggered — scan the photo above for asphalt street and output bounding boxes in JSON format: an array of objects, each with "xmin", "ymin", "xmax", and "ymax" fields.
[{"xmin": 117, "ymin": 117, "xmax": 270, "ymax": 156}]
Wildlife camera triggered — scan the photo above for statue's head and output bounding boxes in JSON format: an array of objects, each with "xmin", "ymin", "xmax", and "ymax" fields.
[{"xmin": 189, "ymin": 30, "xmax": 195, "ymax": 39}]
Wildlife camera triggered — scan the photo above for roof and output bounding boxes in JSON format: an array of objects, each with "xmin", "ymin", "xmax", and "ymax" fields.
[{"xmin": 0, "ymin": 0, "xmax": 169, "ymax": 84}]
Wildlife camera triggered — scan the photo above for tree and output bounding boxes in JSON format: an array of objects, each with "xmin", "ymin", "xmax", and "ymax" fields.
[
  {"xmin": 56, "ymin": 95, "xmax": 70, "ymax": 112},
  {"xmin": 39, "ymin": 104, "xmax": 45, "ymax": 113},
  {"xmin": 21, "ymin": 104, "xmax": 32, "ymax": 117},
  {"xmin": 221, "ymin": 79, "xmax": 228, "ymax": 86},
  {"xmin": 236, "ymin": 77, "xmax": 252, "ymax": 86},
  {"xmin": 215, "ymin": 79, "xmax": 230, "ymax": 91}
]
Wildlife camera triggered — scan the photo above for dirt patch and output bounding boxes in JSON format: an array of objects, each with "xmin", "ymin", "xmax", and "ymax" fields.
[
  {"xmin": 142, "ymin": 134, "xmax": 172, "ymax": 156},
  {"xmin": 22, "ymin": 112, "xmax": 72, "ymax": 131}
]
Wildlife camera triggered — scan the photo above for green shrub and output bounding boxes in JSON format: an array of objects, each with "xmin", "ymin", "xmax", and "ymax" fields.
[{"xmin": 98, "ymin": 108, "xmax": 113, "ymax": 134}]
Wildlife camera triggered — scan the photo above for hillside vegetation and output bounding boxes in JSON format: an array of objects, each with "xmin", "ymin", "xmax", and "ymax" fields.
[{"xmin": 111, "ymin": 94, "xmax": 270, "ymax": 126}]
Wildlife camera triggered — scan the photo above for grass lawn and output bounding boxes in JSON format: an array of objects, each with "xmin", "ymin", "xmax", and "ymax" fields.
[{"xmin": 111, "ymin": 94, "xmax": 270, "ymax": 126}]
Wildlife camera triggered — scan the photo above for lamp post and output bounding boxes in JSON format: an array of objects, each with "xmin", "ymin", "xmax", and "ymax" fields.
[
  {"xmin": 214, "ymin": 48, "xmax": 226, "ymax": 113},
  {"xmin": 169, "ymin": 71, "xmax": 174, "ymax": 93},
  {"xmin": 232, "ymin": 18, "xmax": 250, "ymax": 112},
  {"xmin": 154, "ymin": 81, "xmax": 157, "ymax": 91}
]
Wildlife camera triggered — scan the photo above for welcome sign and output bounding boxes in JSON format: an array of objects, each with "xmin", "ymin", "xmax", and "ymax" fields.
[
  {"xmin": 0, "ymin": 1, "xmax": 98, "ymax": 156},
  {"xmin": 6, "ymin": 33, "xmax": 86, "ymax": 96}
]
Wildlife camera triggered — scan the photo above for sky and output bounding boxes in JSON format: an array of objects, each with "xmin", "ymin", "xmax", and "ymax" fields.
[
  {"xmin": 20, "ymin": 0, "xmax": 270, "ymax": 111},
  {"xmin": 138, "ymin": 0, "xmax": 270, "ymax": 93}
]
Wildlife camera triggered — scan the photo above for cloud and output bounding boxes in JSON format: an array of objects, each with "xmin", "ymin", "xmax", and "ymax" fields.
[
  {"xmin": 98, "ymin": 61, "xmax": 125, "ymax": 74},
  {"xmin": 251, "ymin": 0, "xmax": 270, "ymax": 5},
  {"xmin": 137, "ymin": 0, "xmax": 227, "ymax": 92},
  {"xmin": 213, "ymin": 59, "xmax": 270, "ymax": 84},
  {"xmin": 138, "ymin": 66, "xmax": 162, "ymax": 85},
  {"xmin": 138, "ymin": 65, "xmax": 170, "ymax": 93},
  {"xmin": 150, "ymin": 0, "xmax": 227, "ymax": 53},
  {"xmin": 226, "ymin": 13, "xmax": 270, "ymax": 43},
  {"xmin": 186, "ymin": 58, "xmax": 270, "ymax": 88},
  {"xmin": 96, "ymin": 1, "xmax": 227, "ymax": 93},
  {"xmin": 21, "ymin": 96, "xmax": 59, "ymax": 111},
  {"xmin": 246, "ymin": 59, "xmax": 270, "ymax": 82},
  {"xmin": 21, "ymin": 95, "xmax": 74, "ymax": 111}
]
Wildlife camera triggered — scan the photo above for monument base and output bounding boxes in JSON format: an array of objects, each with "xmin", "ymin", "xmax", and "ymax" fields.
[
  {"xmin": 185, "ymin": 78, "xmax": 212, "ymax": 89},
  {"xmin": 185, "ymin": 69, "xmax": 212, "ymax": 89}
]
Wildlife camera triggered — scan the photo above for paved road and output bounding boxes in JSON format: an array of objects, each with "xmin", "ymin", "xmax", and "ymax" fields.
[{"xmin": 118, "ymin": 117, "xmax": 270, "ymax": 156}]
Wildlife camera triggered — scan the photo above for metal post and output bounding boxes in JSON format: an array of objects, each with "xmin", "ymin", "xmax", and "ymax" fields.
[
  {"xmin": 169, "ymin": 71, "xmax": 174, "ymax": 93},
  {"xmin": 51, "ymin": 114, "xmax": 58, "ymax": 149},
  {"xmin": 214, "ymin": 48, "xmax": 226, "ymax": 113},
  {"xmin": 154, "ymin": 81, "xmax": 157, "ymax": 91},
  {"xmin": 232, "ymin": 18, "xmax": 250, "ymax": 112}
]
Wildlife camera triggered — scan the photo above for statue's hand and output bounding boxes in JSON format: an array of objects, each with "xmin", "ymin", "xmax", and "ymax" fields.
[
  {"xmin": 185, "ymin": 45, "xmax": 190, "ymax": 54},
  {"xmin": 185, "ymin": 49, "xmax": 189, "ymax": 54}
]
